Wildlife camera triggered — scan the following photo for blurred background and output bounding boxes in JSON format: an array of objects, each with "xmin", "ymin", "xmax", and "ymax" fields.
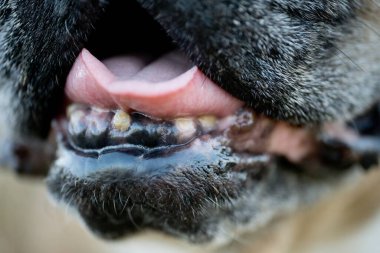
[
  {"xmin": 0, "ymin": 170, "xmax": 112, "ymax": 253},
  {"xmin": 1, "ymin": 168, "xmax": 380, "ymax": 253},
  {"xmin": 0, "ymin": 170, "xmax": 205, "ymax": 253}
]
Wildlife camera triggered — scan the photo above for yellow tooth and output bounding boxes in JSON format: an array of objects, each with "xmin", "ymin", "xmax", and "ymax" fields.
[
  {"xmin": 198, "ymin": 115, "xmax": 217, "ymax": 132},
  {"xmin": 112, "ymin": 110, "xmax": 131, "ymax": 131},
  {"xmin": 175, "ymin": 117, "xmax": 196, "ymax": 141}
]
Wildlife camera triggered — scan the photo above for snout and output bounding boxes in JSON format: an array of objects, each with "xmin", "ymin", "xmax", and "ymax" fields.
[
  {"xmin": 3, "ymin": 0, "xmax": 379, "ymax": 243},
  {"xmin": 44, "ymin": 0, "xmax": 380, "ymax": 240}
]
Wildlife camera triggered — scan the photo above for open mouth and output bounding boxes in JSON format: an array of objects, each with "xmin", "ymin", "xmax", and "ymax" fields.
[{"xmin": 44, "ymin": 0, "xmax": 380, "ymax": 241}]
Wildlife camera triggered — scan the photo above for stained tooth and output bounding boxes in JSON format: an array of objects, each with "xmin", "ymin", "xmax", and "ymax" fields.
[
  {"xmin": 68, "ymin": 105, "xmax": 206, "ymax": 149},
  {"xmin": 112, "ymin": 110, "xmax": 131, "ymax": 131},
  {"xmin": 174, "ymin": 117, "xmax": 197, "ymax": 142},
  {"xmin": 198, "ymin": 115, "xmax": 217, "ymax": 133}
]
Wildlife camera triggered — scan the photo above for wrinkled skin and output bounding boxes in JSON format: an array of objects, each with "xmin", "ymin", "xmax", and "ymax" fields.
[{"xmin": 0, "ymin": 0, "xmax": 380, "ymax": 244}]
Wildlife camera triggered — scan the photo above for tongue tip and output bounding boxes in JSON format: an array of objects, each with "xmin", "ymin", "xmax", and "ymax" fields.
[
  {"xmin": 81, "ymin": 49, "xmax": 116, "ymax": 84},
  {"xmin": 65, "ymin": 49, "xmax": 116, "ymax": 108}
]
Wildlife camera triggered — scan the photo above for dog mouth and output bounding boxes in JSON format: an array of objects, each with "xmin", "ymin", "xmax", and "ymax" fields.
[{"xmin": 44, "ymin": 0, "xmax": 380, "ymax": 241}]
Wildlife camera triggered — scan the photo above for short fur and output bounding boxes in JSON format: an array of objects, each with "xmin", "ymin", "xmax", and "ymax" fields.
[{"xmin": 1, "ymin": 0, "xmax": 380, "ymax": 246}]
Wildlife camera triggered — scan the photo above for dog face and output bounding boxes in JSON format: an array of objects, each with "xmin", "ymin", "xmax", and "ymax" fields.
[{"xmin": 1, "ymin": 0, "xmax": 380, "ymax": 243}]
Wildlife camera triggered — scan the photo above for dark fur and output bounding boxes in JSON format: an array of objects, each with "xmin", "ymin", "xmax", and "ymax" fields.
[
  {"xmin": 137, "ymin": 0, "xmax": 380, "ymax": 124},
  {"xmin": 1, "ymin": 0, "xmax": 380, "ymax": 243},
  {"xmin": 1, "ymin": 0, "xmax": 380, "ymax": 137},
  {"xmin": 47, "ymin": 159, "xmax": 339, "ymax": 242}
]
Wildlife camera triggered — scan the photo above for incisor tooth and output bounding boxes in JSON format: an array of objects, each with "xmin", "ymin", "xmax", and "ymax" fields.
[
  {"xmin": 198, "ymin": 115, "xmax": 217, "ymax": 132},
  {"xmin": 87, "ymin": 117, "xmax": 108, "ymax": 136},
  {"xmin": 112, "ymin": 110, "xmax": 131, "ymax": 131},
  {"xmin": 175, "ymin": 117, "xmax": 196, "ymax": 141}
]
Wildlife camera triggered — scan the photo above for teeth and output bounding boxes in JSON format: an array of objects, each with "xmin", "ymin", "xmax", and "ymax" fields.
[
  {"xmin": 66, "ymin": 104, "xmax": 221, "ymax": 150},
  {"xmin": 68, "ymin": 109, "xmax": 87, "ymax": 136},
  {"xmin": 112, "ymin": 110, "xmax": 131, "ymax": 132},
  {"xmin": 108, "ymin": 110, "xmax": 132, "ymax": 146},
  {"xmin": 86, "ymin": 120, "xmax": 107, "ymax": 136},
  {"xmin": 86, "ymin": 111, "xmax": 109, "ymax": 136},
  {"xmin": 174, "ymin": 117, "xmax": 197, "ymax": 142},
  {"xmin": 83, "ymin": 107, "xmax": 112, "ymax": 148},
  {"xmin": 198, "ymin": 115, "xmax": 217, "ymax": 133}
]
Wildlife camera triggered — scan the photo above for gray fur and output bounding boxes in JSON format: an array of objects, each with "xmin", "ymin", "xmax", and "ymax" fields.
[
  {"xmin": 1, "ymin": 0, "xmax": 380, "ymax": 244},
  {"xmin": 136, "ymin": 0, "xmax": 380, "ymax": 124}
]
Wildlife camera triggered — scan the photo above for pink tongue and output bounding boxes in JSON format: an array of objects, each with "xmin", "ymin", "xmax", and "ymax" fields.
[{"xmin": 65, "ymin": 49, "xmax": 243, "ymax": 118}]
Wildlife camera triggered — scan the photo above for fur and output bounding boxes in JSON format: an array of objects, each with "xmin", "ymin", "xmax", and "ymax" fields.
[{"xmin": 1, "ymin": 0, "xmax": 380, "ymax": 247}]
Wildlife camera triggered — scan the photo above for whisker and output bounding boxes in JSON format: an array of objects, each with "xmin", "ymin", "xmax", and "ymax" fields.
[
  {"xmin": 127, "ymin": 208, "xmax": 141, "ymax": 229},
  {"xmin": 334, "ymin": 46, "xmax": 365, "ymax": 72}
]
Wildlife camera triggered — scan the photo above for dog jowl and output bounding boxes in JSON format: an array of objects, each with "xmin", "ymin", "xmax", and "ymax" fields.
[{"xmin": 1, "ymin": 0, "xmax": 380, "ymax": 243}]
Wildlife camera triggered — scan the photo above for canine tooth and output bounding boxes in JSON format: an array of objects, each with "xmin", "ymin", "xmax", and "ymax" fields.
[
  {"xmin": 174, "ymin": 117, "xmax": 197, "ymax": 142},
  {"xmin": 198, "ymin": 115, "xmax": 217, "ymax": 132},
  {"xmin": 112, "ymin": 110, "xmax": 131, "ymax": 131}
]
